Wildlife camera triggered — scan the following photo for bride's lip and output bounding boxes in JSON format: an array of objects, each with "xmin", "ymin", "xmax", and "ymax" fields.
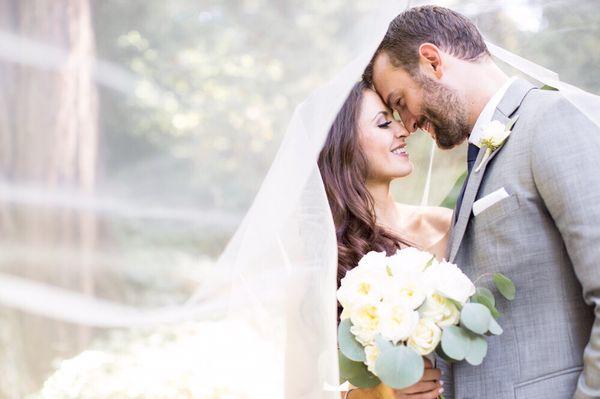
[{"xmin": 390, "ymin": 144, "xmax": 408, "ymax": 157}]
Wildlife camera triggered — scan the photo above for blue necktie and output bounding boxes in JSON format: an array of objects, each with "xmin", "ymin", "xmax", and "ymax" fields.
[
  {"xmin": 455, "ymin": 143, "xmax": 480, "ymax": 220},
  {"xmin": 467, "ymin": 143, "xmax": 480, "ymax": 174}
]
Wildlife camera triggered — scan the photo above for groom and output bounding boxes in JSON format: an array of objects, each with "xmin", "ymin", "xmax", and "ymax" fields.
[{"xmin": 363, "ymin": 5, "xmax": 599, "ymax": 399}]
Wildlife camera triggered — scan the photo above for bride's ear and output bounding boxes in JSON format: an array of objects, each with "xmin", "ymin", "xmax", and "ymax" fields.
[{"xmin": 418, "ymin": 43, "xmax": 443, "ymax": 80}]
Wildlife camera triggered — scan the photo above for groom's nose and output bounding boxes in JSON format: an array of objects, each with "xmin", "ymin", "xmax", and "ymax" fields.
[{"xmin": 399, "ymin": 110, "xmax": 419, "ymax": 133}]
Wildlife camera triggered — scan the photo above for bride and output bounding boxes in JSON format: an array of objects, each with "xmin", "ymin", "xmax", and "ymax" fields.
[{"xmin": 318, "ymin": 80, "xmax": 449, "ymax": 399}]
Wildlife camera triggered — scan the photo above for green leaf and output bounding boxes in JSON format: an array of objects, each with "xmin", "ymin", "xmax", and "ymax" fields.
[
  {"xmin": 471, "ymin": 287, "xmax": 500, "ymax": 319},
  {"xmin": 441, "ymin": 326, "xmax": 489, "ymax": 365},
  {"xmin": 374, "ymin": 335, "xmax": 424, "ymax": 390},
  {"xmin": 488, "ymin": 317, "xmax": 503, "ymax": 336},
  {"xmin": 440, "ymin": 171, "xmax": 468, "ymax": 209},
  {"xmin": 493, "ymin": 273, "xmax": 516, "ymax": 301},
  {"xmin": 475, "ymin": 287, "xmax": 495, "ymax": 307},
  {"xmin": 441, "ymin": 326, "xmax": 470, "ymax": 361},
  {"xmin": 464, "ymin": 334, "xmax": 488, "ymax": 366},
  {"xmin": 541, "ymin": 84, "xmax": 559, "ymax": 91},
  {"xmin": 460, "ymin": 303, "xmax": 492, "ymax": 335},
  {"xmin": 435, "ymin": 345, "xmax": 455, "ymax": 364},
  {"xmin": 338, "ymin": 350, "xmax": 381, "ymax": 388},
  {"xmin": 338, "ymin": 319, "xmax": 366, "ymax": 362}
]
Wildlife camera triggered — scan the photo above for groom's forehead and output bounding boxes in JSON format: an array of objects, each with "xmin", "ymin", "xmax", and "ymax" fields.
[{"xmin": 373, "ymin": 53, "xmax": 412, "ymax": 103}]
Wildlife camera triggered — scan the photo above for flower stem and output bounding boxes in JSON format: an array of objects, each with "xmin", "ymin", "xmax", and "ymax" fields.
[{"xmin": 473, "ymin": 272, "xmax": 494, "ymax": 285}]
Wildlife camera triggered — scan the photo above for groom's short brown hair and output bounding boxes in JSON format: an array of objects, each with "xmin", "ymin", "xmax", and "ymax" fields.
[{"xmin": 363, "ymin": 5, "xmax": 490, "ymax": 84}]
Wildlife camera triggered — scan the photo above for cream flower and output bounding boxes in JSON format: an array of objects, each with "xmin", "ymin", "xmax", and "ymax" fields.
[
  {"xmin": 475, "ymin": 119, "xmax": 513, "ymax": 173},
  {"xmin": 423, "ymin": 261, "xmax": 475, "ymax": 304},
  {"xmin": 480, "ymin": 120, "xmax": 510, "ymax": 149},
  {"xmin": 349, "ymin": 303, "xmax": 382, "ymax": 346},
  {"xmin": 384, "ymin": 276, "xmax": 427, "ymax": 311},
  {"xmin": 419, "ymin": 293, "xmax": 460, "ymax": 327},
  {"xmin": 337, "ymin": 252, "xmax": 389, "ymax": 311},
  {"xmin": 388, "ymin": 247, "xmax": 436, "ymax": 275},
  {"xmin": 408, "ymin": 319, "xmax": 442, "ymax": 355},
  {"xmin": 378, "ymin": 302, "xmax": 420, "ymax": 345},
  {"xmin": 364, "ymin": 345, "xmax": 380, "ymax": 375}
]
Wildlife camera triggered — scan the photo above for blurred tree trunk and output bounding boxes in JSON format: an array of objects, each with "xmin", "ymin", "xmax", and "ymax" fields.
[{"xmin": 0, "ymin": 1, "xmax": 98, "ymax": 397}]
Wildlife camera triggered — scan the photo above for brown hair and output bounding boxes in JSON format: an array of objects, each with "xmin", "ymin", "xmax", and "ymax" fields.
[
  {"xmin": 363, "ymin": 5, "xmax": 490, "ymax": 84},
  {"xmin": 318, "ymin": 81, "xmax": 409, "ymax": 289}
]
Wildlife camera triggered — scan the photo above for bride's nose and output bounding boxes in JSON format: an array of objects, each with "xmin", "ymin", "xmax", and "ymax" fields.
[{"xmin": 394, "ymin": 123, "xmax": 411, "ymax": 139}]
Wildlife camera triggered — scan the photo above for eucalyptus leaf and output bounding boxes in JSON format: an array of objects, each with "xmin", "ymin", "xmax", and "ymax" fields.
[
  {"xmin": 435, "ymin": 345, "xmax": 455, "ymax": 364},
  {"xmin": 488, "ymin": 317, "xmax": 503, "ymax": 335},
  {"xmin": 338, "ymin": 319, "xmax": 366, "ymax": 362},
  {"xmin": 338, "ymin": 350, "xmax": 361, "ymax": 382},
  {"xmin": 441, "ymin": 326, "xmax": 470, "ymax": 361},
  {"xmin": 493, "ymin": 273, "xmax": 516, "ymax": 300},
  {"xmin": 338, "ymin": 350, "xmax": 381, "ymax": 388},
  {"xmin": 374, "ymin": 343, "xmax": 424, "ymax": 390},
  {"xmin": 464, "ymin": 334, "xmax": 488, "ymax": 366},
  {"xmin": 475, "ymin": 287, "xmax": 495, "ymax": 307},
  {"xmin": 460, "ymin": 303, "xmax": 492, "ymax": 335},
  {"xmin": 471, "ymin": 287, "xmax": 500, "ymax": 319},
  {"xmin": 348, "ymin": 366, "xmax": 381, "ymax": 388}
]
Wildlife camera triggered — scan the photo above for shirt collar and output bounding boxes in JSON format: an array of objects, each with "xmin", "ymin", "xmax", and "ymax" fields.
[{"xmin": 469, "ymin": 76, "xmax": 518, "ymax": 148}]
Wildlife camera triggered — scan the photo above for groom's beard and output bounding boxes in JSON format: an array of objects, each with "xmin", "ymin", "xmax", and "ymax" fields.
[{"xmin": 416, "ymin": 75, "xmax": 470, "ymax": 150}]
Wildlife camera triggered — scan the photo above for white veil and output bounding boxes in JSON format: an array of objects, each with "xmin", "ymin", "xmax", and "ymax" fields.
[{"xmin": 0, "ymin": 1, "xmax": 598, "ymax": 398}]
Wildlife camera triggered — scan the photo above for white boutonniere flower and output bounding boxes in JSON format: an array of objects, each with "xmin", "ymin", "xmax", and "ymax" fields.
[{"xmin": 474, "ymin": 116, "xmax": 519, "ymax": 173}]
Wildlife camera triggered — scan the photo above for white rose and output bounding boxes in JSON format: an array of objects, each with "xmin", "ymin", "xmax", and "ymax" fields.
[
  {"xmin": 388, "ymin": 247, "xmax": 436, "ymax": 275},
  {"xmin": 349, "ymin": 303, "xmax": 381, "ymax": 346},
  {"xmin": 408, "ymin": 318, "xmax": 442, "ymax": 355},
  {"xmin": 378, "ymin": 302, "xmax": 419, "ymax": 345},
  {"xmin": 364, "ymin": 345, "xmax": 379, "ymax": 375},
  {"xmin": 481, "ymin": 120, "xmax": 510, "ymax": 147},
  {"xmin": 384, "ymin": 275, "xmax": 427, "ymax": 311},
  {"xmin": 423, "ymin": 261, "xmax": 475, "ymax": 304},
  {"xmin": 419, "ymin": 293, "xmax": 460, "ymax": 327},
  {"xmin": 357, "ymin": 250, "xmax": 389, "ymax": 269},
  {"xmin": 337, "ymin": 252, "xmax": 390, "ymax": 310}
]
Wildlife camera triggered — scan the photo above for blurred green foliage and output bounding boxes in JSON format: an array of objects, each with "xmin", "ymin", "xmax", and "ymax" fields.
[{"xmin": 91, "ymin": 0, "xmax": 600, "ymax": 256}]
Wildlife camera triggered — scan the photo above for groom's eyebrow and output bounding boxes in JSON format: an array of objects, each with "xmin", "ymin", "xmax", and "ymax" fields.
[{"xmin": 385, "ymin": 93, "xmax": 395, "ymax": 109}]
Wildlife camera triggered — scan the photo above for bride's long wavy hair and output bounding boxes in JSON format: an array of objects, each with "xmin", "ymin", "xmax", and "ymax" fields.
[{"xmin": 318, "ymin": 81, "xmax": 409, "ymax": 288}]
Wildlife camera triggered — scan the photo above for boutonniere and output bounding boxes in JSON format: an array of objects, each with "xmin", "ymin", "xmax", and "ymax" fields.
[{"xmin": 474, "ymin": 116, "xmax": 519, "ymax": 173}]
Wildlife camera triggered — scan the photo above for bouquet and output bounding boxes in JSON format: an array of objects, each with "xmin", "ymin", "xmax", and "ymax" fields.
[{"xmin": 337, "ymin": 248, "xmax": 515, "ymax": 397}]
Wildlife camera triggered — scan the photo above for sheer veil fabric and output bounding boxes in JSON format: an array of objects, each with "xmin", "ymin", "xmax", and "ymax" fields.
[{"xmin": 0, "ymin": 1, "xmax": 599, "ymax": 398}]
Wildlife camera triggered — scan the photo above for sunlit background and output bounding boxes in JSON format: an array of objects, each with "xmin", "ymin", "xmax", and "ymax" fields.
[{"xmin": 0, "ymin": 0, "xmax": 598, "ymax": 397}]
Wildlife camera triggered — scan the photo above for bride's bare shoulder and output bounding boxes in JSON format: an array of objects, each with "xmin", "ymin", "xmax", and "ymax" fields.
[{"xmin": 394, "ymin": 203, "xmax": 452, "ymax": 233}]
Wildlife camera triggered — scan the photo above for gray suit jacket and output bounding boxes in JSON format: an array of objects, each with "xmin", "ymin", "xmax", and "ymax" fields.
[{"xmin": 442, "ymin": 78, "xmax": 599, "ymax": 399}]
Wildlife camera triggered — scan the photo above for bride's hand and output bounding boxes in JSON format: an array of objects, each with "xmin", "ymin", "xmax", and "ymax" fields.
[
  {"xmin": 390, "ymin": 357, "xmax": 443, "ymax": 399},
  {"xmin": 346, "ymin": 358, "xmax": 443, "ymax": 399}
]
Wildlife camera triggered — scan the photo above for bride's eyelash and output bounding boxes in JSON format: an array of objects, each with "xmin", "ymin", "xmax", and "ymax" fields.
[{"xmin": 377, "ymin": 120, "xmax": 392, "ymax": 128}]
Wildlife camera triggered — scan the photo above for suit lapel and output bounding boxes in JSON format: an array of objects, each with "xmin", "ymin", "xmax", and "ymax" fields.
[{"xmin": 448, "ymin": 78, "xmax": 536, "ymax": 263}]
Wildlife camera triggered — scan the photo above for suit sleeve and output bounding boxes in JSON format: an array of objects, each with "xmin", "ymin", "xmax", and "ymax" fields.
[{"xmin": 530, "ymin": 95, "xmax": 600, "ymax": 399}]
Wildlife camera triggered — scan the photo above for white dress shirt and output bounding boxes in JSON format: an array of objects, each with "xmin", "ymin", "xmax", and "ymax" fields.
[{"xmin": 469, "ymin": 76, "xmax": 518, "ymax": 147}]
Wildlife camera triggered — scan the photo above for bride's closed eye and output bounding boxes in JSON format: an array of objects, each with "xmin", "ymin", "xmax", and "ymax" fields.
[{"xmin": 377, "ymin": 120, "xmax": 392, "ymax": 129}]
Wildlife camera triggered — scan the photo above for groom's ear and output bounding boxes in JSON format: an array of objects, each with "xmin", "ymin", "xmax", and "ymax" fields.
[{"xmin": 418, "ymin": 43, "xmax": 443, "ymax": 80}]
